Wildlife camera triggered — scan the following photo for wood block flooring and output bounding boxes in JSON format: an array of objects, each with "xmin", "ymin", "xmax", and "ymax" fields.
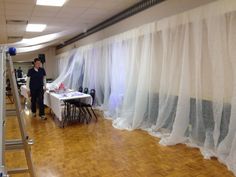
[{"xmin": 5, "ymin": 99, "xmax": 234, "ymax": 177}]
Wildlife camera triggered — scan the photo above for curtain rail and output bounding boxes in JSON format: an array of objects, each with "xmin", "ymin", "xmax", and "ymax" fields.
[{"xmin": 56, "ymin": 0, "xmax": 165, "ymax": 50}]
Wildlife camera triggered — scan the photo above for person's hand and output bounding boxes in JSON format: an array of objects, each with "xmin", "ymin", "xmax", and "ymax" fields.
[
  {"xmin": 43, "ymin": 86, "xmax": 46, "ymax": 93},
  {"xmin": 43, "ymin": 87, "xmax": 48, "ymax": 93}
]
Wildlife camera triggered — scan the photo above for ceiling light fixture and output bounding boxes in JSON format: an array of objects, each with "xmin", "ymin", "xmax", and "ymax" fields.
[
  {"xmin": 19, "ymin": 33, "xmax": 62, "ymax": 46},
  {"xmin": 36, "ymin": 0, "xmax": 67, "ymax": 7},
  {"xmin": 26, "ymin": 24, "xmax": 46, "ymax": 32}
]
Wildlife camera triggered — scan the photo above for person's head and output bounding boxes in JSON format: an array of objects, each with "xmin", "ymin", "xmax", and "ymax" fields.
[
  {"xmin": 19, "ymin": 67, "xmax": 21, "ymax": 69},
  {"xmin": 33, "ymin": 58, "xmax": 41, "ymax": 69}
]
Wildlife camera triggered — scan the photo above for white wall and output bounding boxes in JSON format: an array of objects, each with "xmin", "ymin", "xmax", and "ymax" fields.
[
  {"xmin": 43, "ymin": 47, "xmax": 56, "ymax": 79},
  {"xmin": 13, "ymin": 62, "xmax": 32, "ymax": 76},
  {"xmin": 12, "ymin": 47, "xmax": 56, "ymax": 79},
  {"xmin": 56, "ymin": 0, "xmax": 216, "ymax": 54}
]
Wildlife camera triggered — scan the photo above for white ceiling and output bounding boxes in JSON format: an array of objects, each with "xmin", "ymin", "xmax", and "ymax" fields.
[{"xmin": 0, "ymin": 0, "xmax": 140, "ymax": 45}]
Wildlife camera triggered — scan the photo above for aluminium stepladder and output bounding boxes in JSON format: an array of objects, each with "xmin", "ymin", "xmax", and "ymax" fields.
[{"xmin": 0, "ymin": 47, "xmax": 35, "ymax": 177}]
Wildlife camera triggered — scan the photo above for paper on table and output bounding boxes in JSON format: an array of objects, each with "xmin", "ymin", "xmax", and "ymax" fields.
[{"xmin": 57, "ymin": 91, "xmax": 84, "ymax": 98}]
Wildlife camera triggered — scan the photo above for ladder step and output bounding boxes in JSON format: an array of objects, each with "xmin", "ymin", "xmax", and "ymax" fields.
[
  {"xmin": 8, "ymin": 168, "xmax": 29, "ymax": 174},
  {"xmin": 5, "ymin": 139, "xmax": 23, "ymax": 150},
  {"xmin": 5, "ymin": 139, "xmax": 34, "ymax": 150},
  {"xmin": 6, "ymin": 109, "xmax": 17, "ymax": 116}
]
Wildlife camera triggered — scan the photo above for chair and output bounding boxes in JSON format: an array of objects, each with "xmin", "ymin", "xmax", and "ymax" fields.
[
  {"xmin": 83, "ymin": 87, "xmax": 88, "ymax": 94},
  {"xmin": 62, "ymin": 86, "xmax": 83, "ymax": 127},
  {"xmin": 90, "ymin": 89, "xmax": 95, "ymax": 105},
  {"xmin": 79, "ymin": 89, "xmax": 98, "ymax": 122},
  {"xmin": 62, "ymin": 87, "xmax": 89, "ymax": 126},
  {"xmin": 79, "ymin": 86, "xmax": 83, "ymax": 92},
  {"xmin": 71, "ymin": 89, "xmax": 98, "ymax": 123}
]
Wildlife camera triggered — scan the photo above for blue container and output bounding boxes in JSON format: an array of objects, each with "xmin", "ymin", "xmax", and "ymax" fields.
[{"xmin": 8, "ymin": 47, "xmax": 16, "ymax": 56}]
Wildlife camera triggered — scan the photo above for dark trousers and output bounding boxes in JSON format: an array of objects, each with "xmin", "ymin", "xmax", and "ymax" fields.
[{"xmin": 30, "ymin": 88, "xmax": 45, "ymax": 116}]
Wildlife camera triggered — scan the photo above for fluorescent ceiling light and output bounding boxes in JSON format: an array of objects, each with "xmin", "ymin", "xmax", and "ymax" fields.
[
  {"xmin": 16, "ymin": 44, "xmax": 49, "ymax": 53},
  {"xmin": 36, "ymin": 0, "xmax": 66, "ymax": 7},
  {"xmin": 13, "ymin": 29, "xmax": 78, "ymax": 47},
  {"xmin": 19, "ymin": 33, "xmax": 62, "ymax": 46},
  {"xmin": 26, "ymin": 24, "xmax": 46, "ymax": 32}
]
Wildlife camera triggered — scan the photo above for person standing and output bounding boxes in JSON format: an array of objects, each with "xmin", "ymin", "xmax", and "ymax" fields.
[
  {"xmin": 16, "ymin": 67, "xmax": 23, "ymax": 78},
  {"xmin": 26, "ymin": 58, "xmax": 47, "ymax": 120}
]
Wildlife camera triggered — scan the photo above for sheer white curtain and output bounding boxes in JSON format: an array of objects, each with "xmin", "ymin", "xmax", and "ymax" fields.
[
  {"xmin": 52, "ymin": 0, "xmax": 236, "ymax": 175},
  {"xmin": 55, "ymin": 51, "xmax": 71, "ymax": 77},
  {"xmin": 51, "ymin": 49, "xmax": 85, "ymax": 90}
]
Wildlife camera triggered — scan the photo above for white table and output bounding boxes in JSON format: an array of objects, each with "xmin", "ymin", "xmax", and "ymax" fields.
[
  {"xmin": 44, "ymin": 91, "xmax": 92, "ymax": 121},
  {"xmin": 20, "ymin": 85, "xmax": 92, "ymax": 121}
]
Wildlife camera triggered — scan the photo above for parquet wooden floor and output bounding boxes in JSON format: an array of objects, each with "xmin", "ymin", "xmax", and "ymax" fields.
[{"xmin": 5, "ymin": 100, "xmax": 234, "ymax": 177}]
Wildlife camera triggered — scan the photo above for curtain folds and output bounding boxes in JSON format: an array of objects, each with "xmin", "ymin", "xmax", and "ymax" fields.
[{"xmin": 51, "ymin": 0, "xmax": 236, "ymax": 175}]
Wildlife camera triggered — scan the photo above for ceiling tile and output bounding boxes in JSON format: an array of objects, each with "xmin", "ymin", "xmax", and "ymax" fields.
[
  {"xmin": 0, "ymin": 28, "xmax": 7, "ymax": 36},
  {"xmin": 84, "ymin": 8, "xmax": 111, "ymax": 15},
  {"xmin": 7, "ymin": 30, "xmax": 25, "ymax": 36},
  {"xmin": 0, "ymin": 4, "xmax": 5, "ymax": 16},
  {"xmin": 29, "ymin": 16, "xmax": 52, "ymax": 24},
  {"xmin": 0, "ymin": 25, "xmax": 6, "ymax": 31},
  {"xmin": 56, "ymin": 7, "xmax": 87, "ymax": 19},
  {"xmin": 117, "ymin": 1, "xmax": 140, "ymax": 9},
  {"xmin": 0, "ymin": 16, "xmax": 5, "ymax": 22},
  {"xmin": 77, "ymin": 17, "xmax": 105, "ymax": 25},
  {"xmin": 79, "ymin": 8, "xmax": 118, "ymax": 24},
  {"xmin": 81, "ymin": 8, "xmax": 114, "ymax": 21},
  {"xmin": 0, "ymin": 37, "xmax": 7, "ymax": 44},
  {"xmin": 3, "ymin": 0, "xmax": 36, "ymax": 4},
  {"xmin": 7, "ymin": 38, "xmax": 22, "ymax": 43},
  {"xmin": 62, "ymin": 23, "xmax": 87, "ymax": 32},
  {"xmin": 64, "ymin": 0, "xmax": 95, "ymax": 8},
  {"xmin": 108, "ymin": 0, "xmax": 140, "ymax": 3},
  {"xmin": 7, "ymin": 24, "xmax": 26, "ymax": 35},
  {"xmin": 49, "ymin": 19, "xmax": 72, "ymax": 28},
  {"xmin": 6, "ymin": 9, "xmax": 32, "ymax": 18},
  {"xmin": 5, "ymin": 2, "xmax": 34, "ymax": 11},
  {"xmin": 31, "ymin": 6, "xmax": 60, "ymax": 17},
  {"xmin": 0, "ymin": 1, "xmax": 4, "ymax": 7},
  {"xmin": 0, "ymin": 0, "xmax": 139, "ymax": 45},
  {"xmin": 93, "ymin": 0, "xmax": 140, "ymax": 7},
  {"xmin": 92, "ymin": 0, "xmax": 122, "ymax": 10}
]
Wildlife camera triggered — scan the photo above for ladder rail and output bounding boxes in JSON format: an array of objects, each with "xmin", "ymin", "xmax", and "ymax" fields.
[
  {"xmin": 0, "ymin": 47, "xmax": 7, "ymax": 176},
  {"xmin": 6, "ymin": 53, "xmax": 35, "ymax": 177}
]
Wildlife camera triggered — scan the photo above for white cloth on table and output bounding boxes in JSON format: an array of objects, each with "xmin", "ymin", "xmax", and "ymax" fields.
[
  {"xmin": 44, "ymin": 91, "xmax": 92, "ymax": 121},
  {"xmin": 20, "ymin": 85, "xmax": 29, "ymax": 99},
  {"xmin": 20, "ymin": 84, "xmax": 49, "ymax": 100},
  {"xmin": 21, "ymin": 85, "xmax": 92, "ymax": 121}
]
